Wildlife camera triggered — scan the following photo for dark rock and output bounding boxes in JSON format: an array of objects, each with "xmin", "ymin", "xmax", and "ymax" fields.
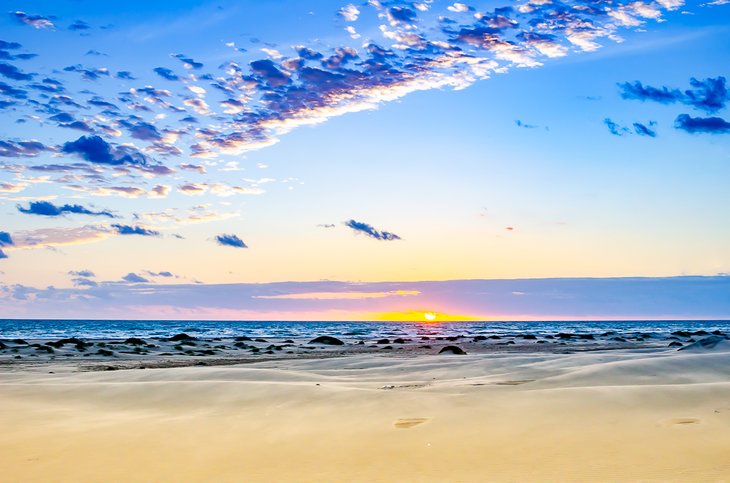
[
  {"xmin": 169, "ymin": 333, "xmax": 195, "ymax": 341},
  {"xmin": 556, "ymin": 333, "xmax": 574, "ymax": 339},
  {"xmin": 357, "ymin": 340, "xmax": 364, "ymax": 345},
  {"xmin": 376, "ymin": 339, "xmax": 390, "ymax": 344},
  {"xmin": 577, "ymin": 334, "xmax": 595, "ymax": 340},
  {"xmin": 254, "ymin": 338, "xmax": 268, "ymax": 343},
  {"xmin": 671, "ymin": 330, "xmax": 692, "ymax": 337},
  {"xmin": 393, "ymin": 338, "xmax": 406, "ymax": 344},
  {"xmin": 488, "ymin": 335, "xmax": 501, "ymax": 340},
  {"xmin": 124, "ymin": 337, "xmax": 146, "ymax": 345},
  {"xmin": 422, "ymin": 345, "xmax": 432, "ymax": 349},
  {"xmin": 612, "ymin": 337, "xmax": 627, "ymax": 342},
  {"xmin": 0, "ymin": 341, "xmax": 5, "ymax": 350},
  {"xmin": 473, "ymin": 335, "xmax": 487, "ymax": 341},
  {"xmin": 439, "ymin": 345, "xmax": 466, "ymax": 355},
  {"xmin": 446, "ymin": 336, "xmax": 459, "ymax": 342},
  {"xmin": 692, "ymin": 330, "xmax": 709, "ymax": 336},
  {"xmin": 506, "ymin": 341, "xmax": 515, "ymax": 345},
  {"xmin": 282, "ymin": 339, "xmax": 295, "ymax": 344},
  {"xmin": 308, "ymin": 336, "xmax": 345, "ymax": 346},
  {"xmin": 11, "ymin": 339, "xmax": 28, "ymax": 345},
  {"xmin": 235, "ymin": 336, "xmax": 251, "ymax": 341},
  {"xmin": 711, "ymin": 330, "xmax": 725, "ymax": 336},
  {"xmin": 668, "ymin": 341, "xmax": 683, "ymax": 348},
  {"xmin": 104, "ymin": 366, "xmax": 118, "ymax": 371},
  {"xmin": 421, "ymin": 336, "xmax": 431, "ymax": 340},
  {"xmin": 36, "ymin": 345, "xmax": 54, "ymax": 353},
  {"xmin": 234, "ymin": 342, "xmax": 250, "ymax": 348},
  {"xmin": 522, "ymin": 334, "xmax": 537, "ymax": 340},
  {"xmin": 381, "ymin": 345, "xmax": 393, "ymax": 350},
  {"xmin": 96, "ymin": 349, "xmax": 114, "ymax": 357},
  {"xmin": 250, "ymin": 347, "xmax": 260, "ymax": 353},
  {"xmin": 179, "ymin": 340, "xmax": 196, "ymax": 346},
  {"xmin": 601, "ymin": 331, "xmax": 616, "ymax": 336}
]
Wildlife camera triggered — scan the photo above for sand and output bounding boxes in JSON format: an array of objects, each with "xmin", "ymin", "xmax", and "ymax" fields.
[{"xmin": 1, "ymin": 344, "xmax": 730, "ymax": 482}]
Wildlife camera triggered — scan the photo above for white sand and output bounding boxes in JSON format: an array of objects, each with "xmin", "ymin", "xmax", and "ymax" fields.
[{"xmin": 2, "ymin": 347, "xmax": 730, "ymax": 482}]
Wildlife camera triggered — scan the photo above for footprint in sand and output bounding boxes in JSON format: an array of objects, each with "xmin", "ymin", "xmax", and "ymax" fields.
[
  {"xmin": 394, "ymin": 418, "xmax": 430, "ymax": 429},
  {"xmin": 665, "ymin": 418, "xmax": 700, "ymax": 426}
]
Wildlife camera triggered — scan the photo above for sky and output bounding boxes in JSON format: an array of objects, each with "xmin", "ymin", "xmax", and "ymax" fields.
[{"xmin": 0, "ymin": 0, "xmax": 728, "ymax": 320}]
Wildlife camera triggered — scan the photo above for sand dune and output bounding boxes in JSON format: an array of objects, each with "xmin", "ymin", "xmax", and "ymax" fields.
[{"xmin": 2, "ymin": 347, "xmax": 730, "ymax": 482}]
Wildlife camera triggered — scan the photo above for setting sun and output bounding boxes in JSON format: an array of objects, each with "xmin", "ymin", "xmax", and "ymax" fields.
[{"xmin": 424, "ymin": 312, "xmax": 437, "ymax": 321}]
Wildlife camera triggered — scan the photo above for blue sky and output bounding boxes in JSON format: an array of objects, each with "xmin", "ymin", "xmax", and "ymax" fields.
[{"xmin": 0, "ymin": 0, "xmax": 728, "ymax": 320}]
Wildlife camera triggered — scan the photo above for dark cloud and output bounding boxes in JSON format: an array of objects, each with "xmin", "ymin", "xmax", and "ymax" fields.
[
  {"xmin": 250, "ymin": 59, "xmax": 290, "ymax": 87},
  {"xmin": 116, "ymin": 71, "xmax": 136, "ymax": 80},
  {"xmin": 0, "ymin": 231, "xmax": 13, "ymax": 246},
  {"xmin": 0, "ymin": 139, "xmax": 52, "ymax": 158},
  {"xmin": 0, "ymin": 40, "xmax": 22, "ymax": 50},
  {"xmin": 0, "ymin": 62, "xmax": 34, "ymax": 81},
  {"xmin": 633, "ymin": 122, "xmax": 657, "ymax": 137},
  {"xmin": 618, "ymin": 81, "xmax": 682, "ymax": 105},
  {"xmin": 153, "ymin": 67, "xmax": 180, "ymax": 81},
  {"xmin": 111, "ymin": 224, "xmax": 160, "ymax": 236},
  {"xmin": 61, "ymin": 135, "xmax": 150, "ymax": 166},
  {"xmin": 173, "ymin": 54, "xmax": 203, "ymax": 70},
  {"xmin": 674, "ymin": 114, "xmax": 730, "ymax": 134},
  {"xmin": 122, "ymin": 272, "xmax": 149, "ymax": 283},
  {"xmin": 17, "ymin": 201, "xmax": 114, "ymax": 218},
  {"xmin": 603, "ymin": 118, "xmax": 629, "ymax": 137},
  {"xmin": 69, "ymin": 20, "xmax": 91, "ymax": 31},
  {"xmin": 215, "ymin": 233, "xmax": 247, "ymax": 248},
  {"xmin": 619, "ymin": 77, "xmax": 728, "ymax": 114},
  {"xmin": 344, "ymin": 219, "xmax": 401, "ymax": 241},
  {"xmin": 0, "ymin": 81, "xmax": 27, "ymax": 99},
  {"xmin": 0, "ymin": 231, "xmax": 12, "ymax": 260}
]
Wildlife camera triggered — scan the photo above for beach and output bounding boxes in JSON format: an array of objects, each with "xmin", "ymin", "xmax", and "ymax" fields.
[{"xmin": 2, "ymin": 330, "xmax": 730, "ymax": 482}]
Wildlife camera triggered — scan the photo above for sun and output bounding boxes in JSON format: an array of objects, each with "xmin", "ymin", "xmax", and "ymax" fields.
[{"xmin": 423, "ymin": 312, "xmax": 437, "ymax": 322}]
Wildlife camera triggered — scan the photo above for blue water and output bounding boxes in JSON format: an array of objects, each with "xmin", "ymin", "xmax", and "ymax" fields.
[{"xmin": 0, "ymin": 319, "xmax": 728, "ymax": 340}]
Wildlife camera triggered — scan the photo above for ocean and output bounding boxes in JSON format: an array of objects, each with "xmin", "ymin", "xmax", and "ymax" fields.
[{"xmin": 1, "ymin": 319, "xmax": 728, "ymax": 341}]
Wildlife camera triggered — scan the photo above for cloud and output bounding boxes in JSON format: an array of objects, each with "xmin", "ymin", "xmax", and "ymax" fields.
[
  {"xmin": 253, "ymin": 290, "xmax": 420, "ymax": 300},
  {"xmin": 17, "ymin": 201, "xmax": 114, "ymax": 218},
  {"xmin": 153, "ymin": 67, "xmax": 180, "ymax": 81},
  {"xmin": 72, "ymin": 277, "xmax": 97, "ymax": 287},
  {"xmin": 69, "ymin": 20, "xmax": 91, "ymax": 31},
  {"xmin": 674, "ymin": 114, "xmax": 730, "ymax": 134},
  {"xmin": 619, "ymin": 77, "xmax": 728, "ymax": 114},
  {"xmin": 145, "ymin": 270, "xmax": 174, "ymax": 278},
  {"xmin": 68, "ymin": 269, "xmax": 95, "ymax": 277},
  {"xmin": 111, "ymin": 224, "xmax": 160, "ymax": 236},
  {"xmin": 10, "ymin": 11, "xmax": 55, "ymax": 29},
  {"xmin": 215, "ymin": 233, "xmax": 247, "ymax": 248},
  {"xmin": 344, "ymin": 219, "xmax": 401, "ymax": 241},
  {"xmin": 61, "ymin": 135, "xmax": 150, "ymax": 166},
  {"xmin": 0, "ymin": 231, "xmax": 13, "ymax": 247},
  {"xmin": 173, "ymin": 54, "xmax": 203, "ymax": 70},
  {"xmin": 604, "ymin": 118, "xmax": 630, "ymax": 136},
  {"xmin": 339, "ymin": 4, "xmax": 360, "ymax": 21},
  {"xmin": 0, "ymin": 140, "xmax": 52, "ymax": 158},
  {"xmin": 122, "ymin": 272, "xmax": 149, "ymax": 283},
  {"xmin": 0, "ymin": 62, "xmax": 34, "ymax": 81},
  {"xmin": 633, "ymin": 122, "xmax": 657, "ymax": 137}
]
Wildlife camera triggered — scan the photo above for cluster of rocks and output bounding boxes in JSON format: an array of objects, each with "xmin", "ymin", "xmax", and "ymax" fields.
[{"xmin": 1, "ymin": 328, "xmax": 727, "ymax": 367}]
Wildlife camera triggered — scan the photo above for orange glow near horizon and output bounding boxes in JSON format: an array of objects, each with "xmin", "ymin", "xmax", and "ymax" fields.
[{"xmin": 372, "ymin": 310, "xmax": 483, "ymax": 322}]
